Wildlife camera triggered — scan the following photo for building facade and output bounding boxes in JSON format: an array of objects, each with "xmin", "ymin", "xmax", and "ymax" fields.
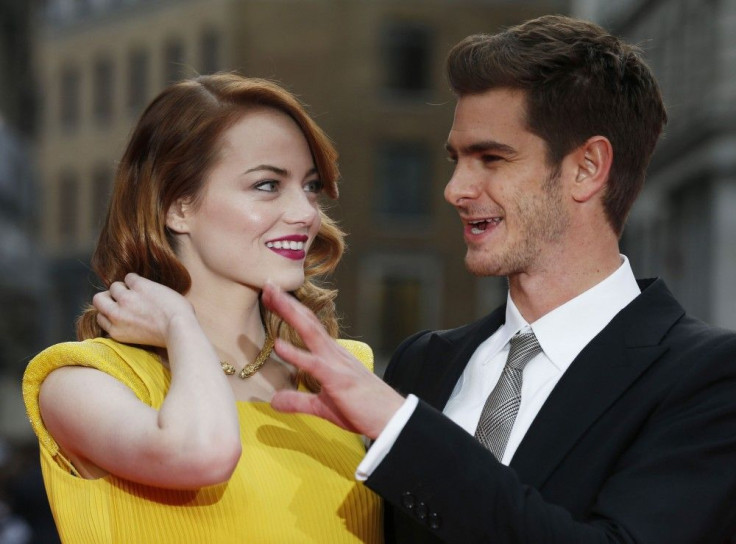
[
  {"xmin": 574, "ymin": 0, "xmax": 736, "ymax": 329},
  {"xmin": 36, "ymin": 0, "xmax": 567, "ymax": 369},
  {"xmin": 0, "ymin": 0, "xmax": 46, "ymax": 441}
]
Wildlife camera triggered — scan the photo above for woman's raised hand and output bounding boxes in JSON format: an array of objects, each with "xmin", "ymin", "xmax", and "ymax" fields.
[{"xmin": 93, "ymin": 273, "xmax": 197, "ymax": 347}]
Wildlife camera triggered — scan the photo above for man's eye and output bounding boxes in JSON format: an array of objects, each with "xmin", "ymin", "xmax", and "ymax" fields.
[
  {"xmin": 446, "ymin": 156, "xmax": 458, "ymax": 164},
  {"xmin": 482, "ymin": 154, "xmax": 501, "ymax": 163},
  {"xmin": 255, "ymin": 180, "xmax": 278, "ymax": 192}
]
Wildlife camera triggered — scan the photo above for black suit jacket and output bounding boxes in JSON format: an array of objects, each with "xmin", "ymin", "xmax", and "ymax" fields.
[{"xmin": 365, "ymin": 279, "xmax": 736, "ymax": 543}]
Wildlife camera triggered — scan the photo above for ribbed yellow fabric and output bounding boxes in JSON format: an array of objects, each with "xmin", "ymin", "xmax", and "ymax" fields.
[{"xmin": 22, "ymin": 338, "xmax": 383, "ymax": 543}]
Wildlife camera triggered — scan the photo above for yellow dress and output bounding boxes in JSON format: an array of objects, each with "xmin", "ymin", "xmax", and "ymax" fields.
[{"xmin": 22, "ymin": 338, "xmax": 383, "ymax": 543}]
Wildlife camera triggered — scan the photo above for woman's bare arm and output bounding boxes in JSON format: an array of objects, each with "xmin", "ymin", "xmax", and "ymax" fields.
[{"xmin": 39, "ymin": 274, "xmax": 241, "ymax": 489}]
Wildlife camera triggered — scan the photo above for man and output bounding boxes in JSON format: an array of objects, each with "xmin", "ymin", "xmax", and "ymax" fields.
[{"xmin": 262, "ymin": 14, "xmax": 736, "ymax": 543}]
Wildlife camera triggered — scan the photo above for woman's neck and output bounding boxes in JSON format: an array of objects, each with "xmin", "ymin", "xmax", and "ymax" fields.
[
  {"xmin": 186, "ymin": 281, "xmax": 267, "ymax": 363},
  {"xmin": 181, "ymin": 277, "xmax": 297, "ymax": 401}
]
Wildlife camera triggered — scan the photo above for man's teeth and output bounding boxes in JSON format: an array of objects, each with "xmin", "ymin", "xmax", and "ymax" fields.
[
  {"xmin": 266, "ymin": 240, "xmax": 305, "ymax": 250},
  {"xmin": 469, "ymin": 218, "xmax": 501, "ymax": 234}
]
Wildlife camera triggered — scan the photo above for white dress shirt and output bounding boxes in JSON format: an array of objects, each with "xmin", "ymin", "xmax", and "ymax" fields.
[{"xmin": 357, "ymin": 256, "xmax": 641, "ymax": 479}]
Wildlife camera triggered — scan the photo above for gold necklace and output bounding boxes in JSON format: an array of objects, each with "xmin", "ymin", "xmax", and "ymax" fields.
[{"xmin": 220, "ymin": 335, "xmax": 275, "ymax": 379}]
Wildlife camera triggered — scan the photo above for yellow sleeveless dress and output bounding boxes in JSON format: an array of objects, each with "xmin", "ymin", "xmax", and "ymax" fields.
[{"xmin": 22, "ymin": 338, "xmax": 383, "ymax": 543}]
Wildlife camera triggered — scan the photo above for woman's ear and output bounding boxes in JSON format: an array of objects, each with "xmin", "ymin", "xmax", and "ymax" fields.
[
  {"xmin": 571, "ymin": 136, "xmax": 613, "ymax": 203},
  {"xmin": 165, "ymin": 198, "xmax": 192, "ymax": 234}
]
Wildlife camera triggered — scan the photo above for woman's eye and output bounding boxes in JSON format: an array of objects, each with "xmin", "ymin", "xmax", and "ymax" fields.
[
  {"xmin": 304, "ymin": 179, "xmax": 324, "ymax": 193},
  {"xmin": 255, "ymin": 180, "xmax": 278, "ymax": 192}
]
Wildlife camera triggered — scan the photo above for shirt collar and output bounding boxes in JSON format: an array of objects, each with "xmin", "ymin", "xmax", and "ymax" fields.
[{"xmin": 503, "ymin": 255, "xmax": 640, "ymax": 372}]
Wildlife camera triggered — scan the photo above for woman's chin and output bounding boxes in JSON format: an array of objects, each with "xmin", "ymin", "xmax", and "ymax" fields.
[{"xmin": 264, "ymin": 275, "xmax": 305, "ymax": 293}]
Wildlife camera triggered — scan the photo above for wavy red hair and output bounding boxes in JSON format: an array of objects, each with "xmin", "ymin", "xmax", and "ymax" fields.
[{"xmin": 77, "ymin": 74, "xmax": 344, "ymax": 385}]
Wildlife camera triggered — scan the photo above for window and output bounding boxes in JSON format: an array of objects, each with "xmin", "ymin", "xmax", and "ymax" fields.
[
  {"xmin": 60, "ymin": 65, "xmax": 81, "ymax": 130},
  {"xmin": 0, "ymin": 293, "xmax": 38, "ymax": 374},
  {"xmin": 0, "ymin": 127, "xmax": 23, "ymax": 212},
  {"xmin": 93, "ymin": 56, "xmax": 114, "ymax": 124},
  {"xmin": 58, "ymin": 170, "xmax": 80, "ymax": 243},
  {"xmin": 127, "ymin": 48, "xmax": 149, "ymax": 115},
  {"xmin": 357, "ymin": 253, "xmax": 442, "ymax": 371},
  {"xmin": 200, "ymin": 28, "xmax": 220, "ymax": 75},
  {"xmin": 380, "ymin": 21, "xmax": 432, "ymax": 96},
  {"xmin": 374, "ymin": 141, "xmax": 431, "ymax": 223},
  {"xmin": 164, "ymin": 38, "xmax": 186, "ymax": 85},
  {"xmin": 378, "ymin": 276, "xmax": 422, "ymax": 355},
  {"xmin": 665, "ymin": 180, "xmax": 713, "ymax": 320}
]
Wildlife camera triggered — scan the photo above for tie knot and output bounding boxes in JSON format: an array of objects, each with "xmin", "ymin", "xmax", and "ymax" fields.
[{"xmin": 506, "ymin": 331, "xmax": 541, "ymax": 371}]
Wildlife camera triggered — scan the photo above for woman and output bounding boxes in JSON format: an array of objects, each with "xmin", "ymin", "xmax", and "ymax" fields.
[{"xmin": 22, "ymin": 74, "xmax": 382, "ymax": 543}]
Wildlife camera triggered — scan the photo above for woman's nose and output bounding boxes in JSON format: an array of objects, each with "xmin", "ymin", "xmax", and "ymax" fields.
[{"xmin": 284, "ymin": 187, "xmax": 318, "ymax": 225}]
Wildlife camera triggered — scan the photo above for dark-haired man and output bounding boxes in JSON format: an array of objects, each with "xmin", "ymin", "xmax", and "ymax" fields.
[{"xmin": 263, "ymin": 15, "xmax": 736, "ymax": 543}]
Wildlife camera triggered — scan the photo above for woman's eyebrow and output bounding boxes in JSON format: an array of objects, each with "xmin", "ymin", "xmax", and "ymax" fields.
[{"xmin": 244, "ymin": 164, "xmax": 289, "ymax": 176}]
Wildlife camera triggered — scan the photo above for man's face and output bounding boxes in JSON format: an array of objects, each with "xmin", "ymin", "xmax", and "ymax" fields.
[{"xmin": 444, "ymin": 88, "xmax": 570, "ymax": 277}]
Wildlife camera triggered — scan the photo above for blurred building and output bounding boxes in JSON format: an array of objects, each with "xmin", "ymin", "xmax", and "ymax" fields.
[
  {"xmin": 1, "ymin": 3, "xmax": 60, "ymax": 544},
  {"xmin": 35, "ymin": 0, "xmax": 567, "ymax": 368},
  {"xmin": 575, "ymin": 0, "xmax": 736, "ymax": 330},
  {"xmin": 0, "ymin": 0, "xmax": 47, "ymax": 441}
]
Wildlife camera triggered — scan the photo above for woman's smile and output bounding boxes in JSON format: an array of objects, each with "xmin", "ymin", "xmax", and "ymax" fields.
[{"xmin": 265, "ymin": 234, "xmax": 309, "ymax": 260}]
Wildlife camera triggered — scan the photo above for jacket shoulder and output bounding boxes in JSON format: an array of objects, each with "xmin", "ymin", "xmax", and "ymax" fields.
[{"xmin": 382, "ymin": 312, "xmax": 501, "ymax": 388}]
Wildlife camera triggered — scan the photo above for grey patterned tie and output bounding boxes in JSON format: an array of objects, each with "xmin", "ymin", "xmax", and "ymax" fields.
[{"xmin": 474, "ymin": 330, "xmax": 542, "ymax": 461}]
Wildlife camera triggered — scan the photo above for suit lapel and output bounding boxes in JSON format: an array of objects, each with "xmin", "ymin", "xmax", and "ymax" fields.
[
  {"xmin": 510, "ymin": 278, "xmax": 685, "ymax": 488},
  {"xmin": 412, "ymin": 306, "xmax": 506, "ymax": 410}
]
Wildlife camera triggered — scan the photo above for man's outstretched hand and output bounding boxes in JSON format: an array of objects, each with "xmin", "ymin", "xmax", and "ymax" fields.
[{"xmin": 262, "ymin": 282, "xmax": 405, "ymax": 440}]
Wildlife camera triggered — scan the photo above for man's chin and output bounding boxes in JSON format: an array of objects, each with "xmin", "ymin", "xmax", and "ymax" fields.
[{"xmin": 465, "ymin": 256, "xmax": 505, "ymax": 278}]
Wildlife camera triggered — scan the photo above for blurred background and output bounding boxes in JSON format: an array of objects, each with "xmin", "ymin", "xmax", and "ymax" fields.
[{"xmin": 1, "ymin": 0, "xmax": 733, "ymax": 541}]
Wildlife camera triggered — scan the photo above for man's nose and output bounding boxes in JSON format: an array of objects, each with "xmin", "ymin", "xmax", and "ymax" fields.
[{"xmin": 444, "ymin": 163, "xmax": 480, "ymax": 206}]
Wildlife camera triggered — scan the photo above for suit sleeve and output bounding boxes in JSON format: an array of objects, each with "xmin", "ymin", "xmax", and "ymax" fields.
[{"xmin": 366, "ymin": 329, "xmax": 736, "ymax": 543}]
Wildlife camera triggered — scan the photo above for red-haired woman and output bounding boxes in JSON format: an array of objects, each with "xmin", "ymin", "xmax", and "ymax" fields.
[{"xmin": 22, "ymin": 73, "xmax": 382, "ymax": 543}]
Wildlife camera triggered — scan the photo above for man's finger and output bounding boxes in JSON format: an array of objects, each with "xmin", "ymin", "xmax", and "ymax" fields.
[
  {"xmin": 271, "ymin": 390, "xmax": 316, "ymax": 415},
  {"xmin": 271, "ymin": 390, "xmax": 359, "ymax": 433},
  {"xmin": 272, "ymin": 338, "xmax": 322, "ymax": 377},
  {"xmin": 262, "ymin": 282, "xmax": 334, "ymax": 352}
]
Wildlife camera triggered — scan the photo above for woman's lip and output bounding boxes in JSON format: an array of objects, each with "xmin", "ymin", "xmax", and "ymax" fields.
[
  {"xmin": 265, "ymin": 234, "xmax": 308, "ymax": 260},
  {"xmin": 267, "ymin": 234, "xmax": 308, "ymax": 243},
  {"xmin": 268, "ymin": 247, "xmax": 306, "ymax": 261}
]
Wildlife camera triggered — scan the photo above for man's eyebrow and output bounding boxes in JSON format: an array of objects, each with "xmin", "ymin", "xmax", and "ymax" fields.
[{"xmin": 445, "ymin": 140, "xmax": 517, "ymax": 156}]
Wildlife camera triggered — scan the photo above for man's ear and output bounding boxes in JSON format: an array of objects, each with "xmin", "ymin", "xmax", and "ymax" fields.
[
  {"xmin": 165, "ymin": 198, "xmax": 192, "ymax": 234},
  {"xmin": 570, "ymin": 136, "xmax": 612, "ymax": 203}
]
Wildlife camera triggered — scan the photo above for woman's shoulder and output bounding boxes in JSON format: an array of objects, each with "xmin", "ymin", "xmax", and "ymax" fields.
[
  {"xmin": 23, "ymin": 338, "xmax": 164, "ymax": 457},
  {"xmin": 25, "ymin": 338, "xmax": 156, "ymax": 382},
  {"xmin": 23, "ymin": 339, "xmax": 160, "ymax": 422},
  {"xmin": 336, "ymin": 339, "xmax": 374, "ymax": 372},
  {"xmin": 30, "ymin": 337, "xmax": 125, "ymax": 358}
]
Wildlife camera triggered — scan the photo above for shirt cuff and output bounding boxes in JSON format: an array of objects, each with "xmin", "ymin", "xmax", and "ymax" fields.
[{"xmin": 355, "ymin": 394, "xmax": 419, "ymax": 481}]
